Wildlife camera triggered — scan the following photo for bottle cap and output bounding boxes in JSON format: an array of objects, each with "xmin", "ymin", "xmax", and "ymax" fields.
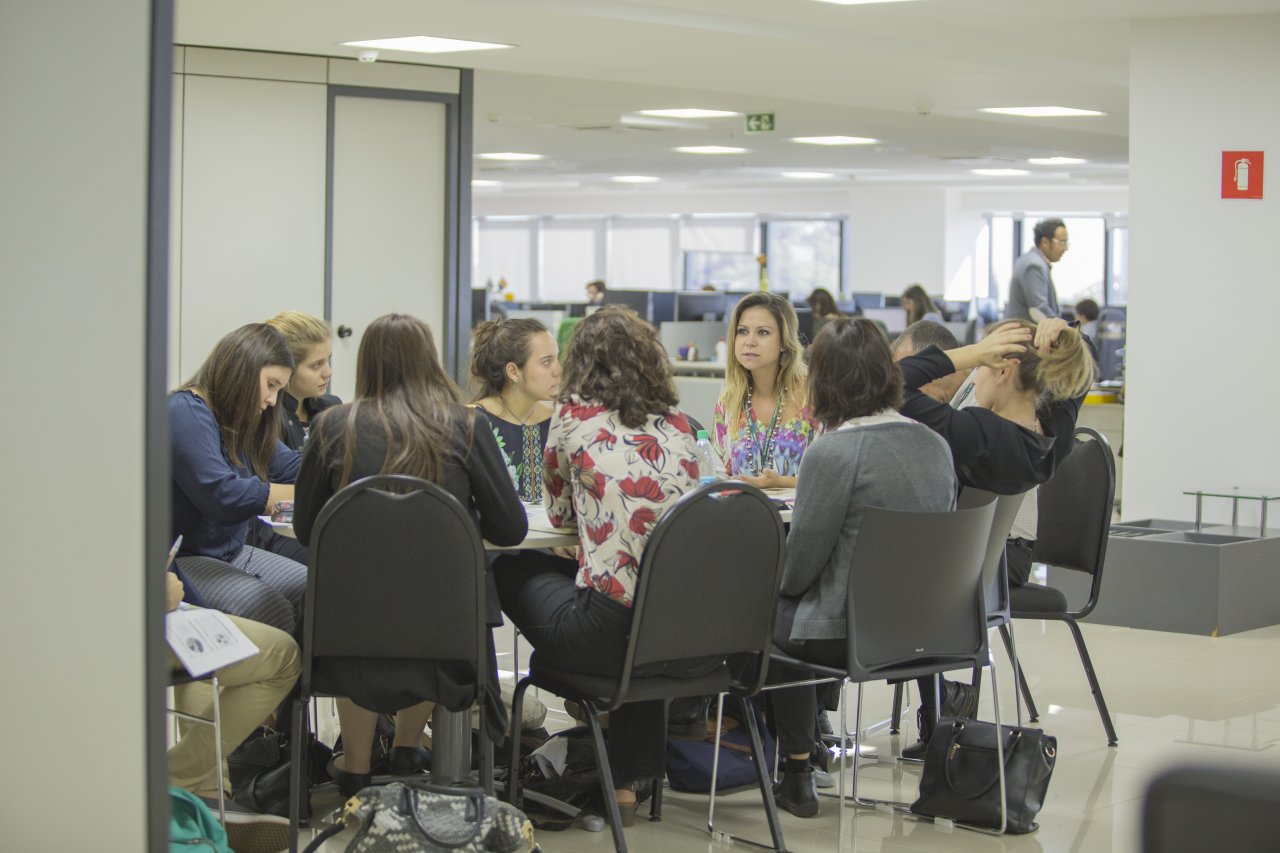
[{"xmin": 696, "ymin": 429, "xmax": 709, "ymax": 440}]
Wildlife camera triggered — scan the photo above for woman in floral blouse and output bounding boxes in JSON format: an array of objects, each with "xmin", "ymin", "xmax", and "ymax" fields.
[
  {"xmin": 712, "ymin": 291, "xmax": 819, "ymax": 488},
  {"xmin": 469, "ymin": 317, "xmax": 561, "ymax": 503},
  {"xmin": 494, "ymin": 306, "xmax": 703, "ymax": 825}
]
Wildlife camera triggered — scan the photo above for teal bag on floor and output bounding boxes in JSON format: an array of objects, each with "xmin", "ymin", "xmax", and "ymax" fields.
[{"xmin": 169, "ymin": 787, "xmax": 232, "ymax": 852}]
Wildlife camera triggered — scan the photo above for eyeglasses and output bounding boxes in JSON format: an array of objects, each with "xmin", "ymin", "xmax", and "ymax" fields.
[{"xmin": 1052, "ymin": 238, "xmax": 1070, "ymax": 247}]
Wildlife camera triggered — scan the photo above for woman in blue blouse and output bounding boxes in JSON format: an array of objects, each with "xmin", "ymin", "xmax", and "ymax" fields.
[{"xmin": 170, "ymin": 324, "xmax": 307, "ymax": 634}]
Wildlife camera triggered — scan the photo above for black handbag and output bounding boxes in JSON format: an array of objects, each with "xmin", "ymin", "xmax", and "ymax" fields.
[
  {"xmin": 910, "ymin": 717, "xmax": 1056, "ymax": 834},
  {"xmin": 301, "ymin": 781, "xmax": 540, "ymax": 852}
]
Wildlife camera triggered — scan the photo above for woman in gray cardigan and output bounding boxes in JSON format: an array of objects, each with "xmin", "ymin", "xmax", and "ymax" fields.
[{"xmin": 769, "ymin": 318, "xmax": 957, "ymax": 818}]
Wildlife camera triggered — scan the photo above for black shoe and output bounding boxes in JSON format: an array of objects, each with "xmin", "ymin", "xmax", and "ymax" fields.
[
  {"xmin": 900, "ymin": 739, "xmax": 929, "ymax": 761},
  {"xmin": 388, "ymin": 745, "xmax": 431, "ymax": 776},
  {"xmin": 326, "ymin": 757, "xmax": 372, "ymax": 798},
  {"xmin": 667, "ymin": 696, "xmax": 711, "ymax": 740},
  {"xmin": 817, "ymin": 709, "xmax": 834, "ymax": 739},
  {"xmin": 774, "ymin": 768, "xmax": 819, "ymax": 818}
]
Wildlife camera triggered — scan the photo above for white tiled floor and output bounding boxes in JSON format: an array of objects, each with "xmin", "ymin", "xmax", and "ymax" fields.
[{"xmin": 295, "ymin": 617, "xmax": 1280, "ymax": 852}]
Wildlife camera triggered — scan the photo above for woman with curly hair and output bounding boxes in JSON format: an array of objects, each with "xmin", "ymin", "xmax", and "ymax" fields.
[
  {"xmin": 712, "ymin": 291, "xmax": 818, "ymax": 489},
  {"xmin": 494, "ymin": 305, "xmax": 705, "ymax": 827}
]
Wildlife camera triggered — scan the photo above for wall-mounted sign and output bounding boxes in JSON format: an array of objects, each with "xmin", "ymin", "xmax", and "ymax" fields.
[
  {"xmin": 1222, "ymin": 150, "xmax": 1264, "ymax": 199},
  {"xmin": 745, "ymin": 113, "xmax": 775, "ymax": 133}
]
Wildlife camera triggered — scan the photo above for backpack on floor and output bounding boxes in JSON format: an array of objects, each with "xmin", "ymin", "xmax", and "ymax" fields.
[
  {"xmin": 169, "ymin": 787, "xmax": 232, "ymax": 852},
  {"xmin": 665, "ymin": 708, "xmax": 776, "ymax": 793}
]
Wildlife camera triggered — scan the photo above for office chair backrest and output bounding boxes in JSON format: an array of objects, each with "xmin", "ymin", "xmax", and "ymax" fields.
[
  {"xmin": 303, "ymin": 475, "xmax": 486, "ymax": 687},
  {"xmin": 1143, "ymin": 764, "xmax": 1280, "ymax": 853},
  {"xmin": 845, "ymin": 498, "xmax": 995, "ymax": 680},
  {"xmin": 958, "ymin": 487, "xmax": 1028, "ymax": 620},
  {"xmin": 625, "ymin": 482, "xmax": 786, "ymax": 687},
  {"xmin": 1033, "ymin": 427, "xmax": 1115, "ymax": 576}
]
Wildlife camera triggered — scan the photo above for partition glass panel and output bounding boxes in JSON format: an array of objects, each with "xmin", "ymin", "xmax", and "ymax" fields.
[{"xmin": 765, "ymin": 219, "xmax": 841, "ymax": 299}]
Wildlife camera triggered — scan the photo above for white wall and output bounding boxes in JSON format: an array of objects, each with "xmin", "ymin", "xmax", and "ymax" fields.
[
  {"xmin": 1125, "ymin": 14, "xmax": 1280, "ymax": 524},
  {"xmin": 0, "ymin": 0, "xmax": 152, "ymax": 847}
]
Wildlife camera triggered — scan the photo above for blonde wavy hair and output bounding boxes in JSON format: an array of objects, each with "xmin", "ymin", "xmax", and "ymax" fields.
[
  {"xmin": 265, "ymin": 310, "xmax": 331, "ymax": 368},
  {"xmin": 720, "ymin": 292, "xmax": 808, "ymax": 444},
  {"xmin": 988, "ymin": 319, "xmax": 1096, "ymax": 402}
]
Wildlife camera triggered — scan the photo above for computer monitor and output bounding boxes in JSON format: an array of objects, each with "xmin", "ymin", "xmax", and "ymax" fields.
[
  {"xmin": 649, "ymin": 291, "xmax": 677, "ymax": 325},
  {"xmin": 884, "ymin": 295, "xmax": 902, "ymax": 308},
  {"xmin": 602, "ymin": 289, "xmax": 653, "ymax": 321},
  {"xmin": 835, "ymin": 298, "xmax": 857, "ymax": 315},
  {"xmin": 471, "ymin": 289, "xmax": 489, "ymax": 327},
  {"xmin": 942, "ymin": 300, "xmax": 971, "ymax": 322},
  {"xmin": 675, "ymin": 292, "xmax": 727, "ymax": 322},
  {"xmin": 793, "ymin": 307, "xmax": 815, "ymax": 346},
  {"xmin": 851, "ymin": 292, "xmax": 885, "ymax": 311},
  {"xmin": 973, "ymin": 297, "xmax": 1000, "ymax": 324},
  {"xmin": 861, "ymin": 306, "xmax": 909, "ymax": 335}
]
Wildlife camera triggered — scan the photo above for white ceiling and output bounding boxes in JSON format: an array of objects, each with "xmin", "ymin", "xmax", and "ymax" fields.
[{"xmin": 175, "ymin": 0, "xmax": 1280, "ymax": 195}]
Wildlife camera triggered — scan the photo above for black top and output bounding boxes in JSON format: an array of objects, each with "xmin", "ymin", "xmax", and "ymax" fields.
[
  {"xmin": 898, "ymin": 346, "xmax": 1081, "ymax": 495},
  {"xmin": 477, "ymin": 409, "xmax": 552, "ymax": 503},
  {"xmin": 278, "ymin": 391, "xmax": 342, "ymax": 451},
  {"xmin": 293, "ymin": 402, "xmax": 528, "ymax": 626}
]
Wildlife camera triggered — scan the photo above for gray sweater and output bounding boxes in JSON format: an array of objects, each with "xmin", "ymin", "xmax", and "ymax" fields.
[{"xmin": 781, "ymin": 413, "xmax": 957, "ymax": 641}]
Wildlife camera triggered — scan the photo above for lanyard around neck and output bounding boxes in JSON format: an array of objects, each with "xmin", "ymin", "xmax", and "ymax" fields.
[{"xmin": 745, "ymin": 387, "xmax": 784, "ymax": 475}]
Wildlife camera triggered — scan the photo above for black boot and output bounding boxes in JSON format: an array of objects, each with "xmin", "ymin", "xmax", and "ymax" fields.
[
  {"xmin": 775, "ymin": 760, "xmax": 819, "ymax": 818},
  {"xmin": 901, "ymin": 704, "xmax": 936, "ymax": 761}
]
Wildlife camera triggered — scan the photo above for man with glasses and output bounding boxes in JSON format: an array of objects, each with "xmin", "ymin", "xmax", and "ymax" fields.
[{"xmin": 1006, "ymin": 218, "xmax": 1068, "ymax": 322}]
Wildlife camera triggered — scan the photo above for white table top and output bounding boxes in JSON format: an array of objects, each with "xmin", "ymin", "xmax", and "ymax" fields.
[{"xmin": 262, "ymin": 489, "xmax": 792, "ymax": 550}]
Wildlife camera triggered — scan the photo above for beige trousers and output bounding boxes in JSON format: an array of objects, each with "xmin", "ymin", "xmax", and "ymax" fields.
[{"xmin": 168, "ymin": 614, "xmax": 301, "ymax": 793}]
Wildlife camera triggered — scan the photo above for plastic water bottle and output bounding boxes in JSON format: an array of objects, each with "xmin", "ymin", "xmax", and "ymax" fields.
[{"xmin": 694, "ymin": 430, "xmax": 718, "ymax": 486}]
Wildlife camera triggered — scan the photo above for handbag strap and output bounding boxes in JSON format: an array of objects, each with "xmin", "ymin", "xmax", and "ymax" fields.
[
  {"xmin": 941, "ymin": 720, "xmax": 1024, "ymax": 800},
  {"xmin": 403, "ymin": 783, "xmax": 488, "ymax": 850}
]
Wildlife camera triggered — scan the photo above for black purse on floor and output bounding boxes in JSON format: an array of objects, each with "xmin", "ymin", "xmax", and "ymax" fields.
[{"xmin": 910, "ymin": 717, "xmax": 1056, "ymax": 834}]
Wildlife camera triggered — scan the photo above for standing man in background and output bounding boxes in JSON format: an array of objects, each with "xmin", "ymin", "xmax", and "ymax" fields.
[{"xmin": 1006, "ymin": 218, "xmax": 1068, "ymax": 322}]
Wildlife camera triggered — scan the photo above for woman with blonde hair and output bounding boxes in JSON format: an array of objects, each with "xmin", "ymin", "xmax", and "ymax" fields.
[
  {"xmin": 293, "ymin": 313, "xmax": 526, "ymax": 794},
  {"xmin": 896, "ymin": 316, "xmax": 1096, "ymax": 757},
  {"xmin": 712, "ymin": 292, "xmax": 818, "ymax": 489},
  {"xmin": 264, "ymin": 310, "xmax": 339, "ymax": 450},
  {"xmin": 901, "ymin": 283, "xmax": 943, "ymax": 326},
  {"xmin": 469, "ymin": 317, "xmax": 561, "ymax": 503}
]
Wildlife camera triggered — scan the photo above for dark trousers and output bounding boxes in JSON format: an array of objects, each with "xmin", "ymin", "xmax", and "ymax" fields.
[
  {"xmin": 1005, "ymin": 537, "xmax": 1034, "ymax": 587},
  {"xmin": 250, "ymin": 519, "xmax": 310, "ymax": 565},
  {"xmin": 768, "ymin": 596, "xmax": 846, "ymax": 757},
  {"xmin": 493, "ymin": 551, "xmax": 668, "ymax": 786}
]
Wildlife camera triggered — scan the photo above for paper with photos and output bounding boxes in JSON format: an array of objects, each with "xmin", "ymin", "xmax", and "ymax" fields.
[{"xmin": 166, "ymin": 607, "xmax": 259, "ymax": 677}]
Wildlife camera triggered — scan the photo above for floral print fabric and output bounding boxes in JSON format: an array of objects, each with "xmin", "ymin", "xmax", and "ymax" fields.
[
  {"xmin": 711, "ymin": 398, "xmax": 819, "ymax": 477},
  {"xmin": 543, "ymin": 395, "xmax": 699, "ymax": 607}
]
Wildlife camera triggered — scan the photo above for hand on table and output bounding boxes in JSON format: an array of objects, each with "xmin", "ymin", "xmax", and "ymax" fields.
[{"xmin": 739, "ymin": 469, "xmax": 789, "ymax": 490}]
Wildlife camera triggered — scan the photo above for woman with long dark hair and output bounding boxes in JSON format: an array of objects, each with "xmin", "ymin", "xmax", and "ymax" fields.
[
  {"xmin": 901, "ymin": 283, "xmax": 943, "ymax": 325},
  {"xmin": 292, "ymin": 314, "xmax": 526, "ymax": 795},
  {"xmin": 170, "ymin": 324, "xmax": 307, "ymax": 633},
  {"xmin": 494, "ymin": 306, "xmax": 704, "ymax": 826}
]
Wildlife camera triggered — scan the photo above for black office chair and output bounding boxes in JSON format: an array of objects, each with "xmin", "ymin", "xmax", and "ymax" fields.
[
  {"xmin": 504, "ymin": 482, "xmax": 788, "ymax": 853},
  {"xmin": 1010, "ymin": 427, "xmax": 1119, "ymax": 746},
  {"xmin": 1143, "ymin": 763, "xmax": 1280, "ymax": 853},
  {"xmin": 287, "ymin": 475, "xmax": 492, "ymax": 852},
  {"xmin": 890, "ymin": 488, "xmax": 1029, "ymax": 736},
  {"xmin": 769, "ymin": 498, "xmax": 1004, "ymax": 844}
]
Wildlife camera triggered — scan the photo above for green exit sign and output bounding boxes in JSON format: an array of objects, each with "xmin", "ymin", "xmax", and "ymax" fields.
[{"xmin": 745, "ymin": 113, "xmax": 776, "ymax": 133}]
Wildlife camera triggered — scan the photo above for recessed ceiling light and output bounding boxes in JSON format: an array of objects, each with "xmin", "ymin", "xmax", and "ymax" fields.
[
  {"xmin": 638, "ymin": 109, "xmax": 738, "ymax": 119},
  {"xmin": 782, "ymin": 171, "xmax": 836, "ymax": 179},
  {"xmin": 611, "ymin": 175, "xmax": 660, "ymax": 184},
  {"xmin": 811, "ymin": 0, "xmax": 922, "ymax": 5},
  {"xmin": 792, "ymin": 135, "xmax": 879, "ymax": 146},
  {"xmin": 971, "ymin": 168, "xmax": 1031, "ymax": 177},
  {"xmin": 1028, "ymin": 156, "xmax": 1087, "ymax": 166},
  {"xmin": 477, "ymin": 152, "xmax": 545, "ymax": 161},
  {"xmin": 980, "ymin": 106, "xmax": 1105, "ymax": 118},
  {"xmin": 471, "ymin": 180, "xmax": 501, "ymax": 187},
  {"xmin": 341, "ymin": 36, "xmax": 512, "ymax": 54},
  {"xmin": 674, "ymin": 146, "xmax": 749, "ymax": 154}
]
